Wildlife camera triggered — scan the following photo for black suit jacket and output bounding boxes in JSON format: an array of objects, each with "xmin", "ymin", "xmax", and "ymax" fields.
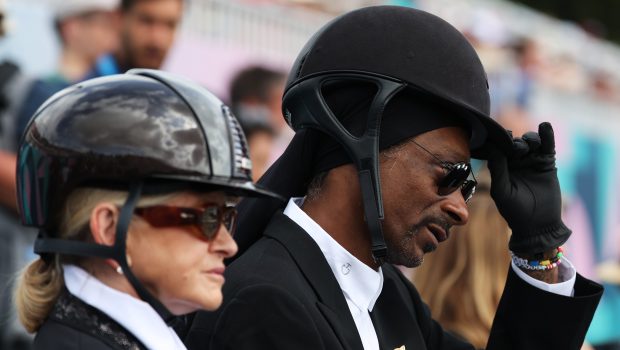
[
  {"xmin": 34, "ymin": 290, "xmax": 146, "ymax": 350},
  {"xmin": 185, "ymin": 212, "xmax": 603, "ymax": 350}
]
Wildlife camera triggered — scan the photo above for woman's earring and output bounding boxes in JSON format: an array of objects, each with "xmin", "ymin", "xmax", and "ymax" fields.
[{"xmin": 116, "ymin": 266, "xmax": 123, "ymax": 275}]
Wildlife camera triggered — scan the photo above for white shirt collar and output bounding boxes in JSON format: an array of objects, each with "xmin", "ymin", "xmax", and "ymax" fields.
[
  {"xmin": 283, "ymin": 197, "xmax": 383, "ymax": 313},
  {"xmin": 63, "ymin": 264, "xmax": 187, "ymax": 350}
]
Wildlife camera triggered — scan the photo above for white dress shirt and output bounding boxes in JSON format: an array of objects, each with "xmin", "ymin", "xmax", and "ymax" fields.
[
  {"xmin": 63, "ymin": 265, "xmax": 187, "ymax": 350},
  {"xmin": 283, "ymin": 197, "xmax": 578, "ymax": 350},
  {"xmin": 284, "ymin": 198, "xmax": 383, "ymax": 350}
]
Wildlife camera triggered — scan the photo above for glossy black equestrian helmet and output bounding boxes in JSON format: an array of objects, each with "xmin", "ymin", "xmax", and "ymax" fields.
[
  {"xmin": 18, "ymin": 69, "xmax": 280, "ymax": 230},
  {"xmin": 16, "ymin": 69, "xmax": 281, "ymax": 323},
  {"xmin": 282, "ymin": 6, "xmax": 512, "ymax": 263}
]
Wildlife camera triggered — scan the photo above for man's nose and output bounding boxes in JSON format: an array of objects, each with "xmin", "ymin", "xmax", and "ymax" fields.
[{"xmin": 440, "ymin": 190, "xmax": 469, "ymax": 226}]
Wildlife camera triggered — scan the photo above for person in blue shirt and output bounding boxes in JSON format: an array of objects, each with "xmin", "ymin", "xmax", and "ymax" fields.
[{"xmin": 16, "ymin": 0, "xmax": 184, "ymax": 141}]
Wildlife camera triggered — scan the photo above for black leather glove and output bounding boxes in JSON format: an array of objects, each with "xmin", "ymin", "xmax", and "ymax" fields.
[{"xmin": 487, "ymin": 122, "xmax": 571, "ymax": 254}]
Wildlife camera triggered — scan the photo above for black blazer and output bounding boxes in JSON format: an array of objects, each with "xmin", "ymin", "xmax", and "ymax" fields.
[
  {"xmin": 34, "ymin": 291, "xmax": 146, "ymax": 350},
  {"xmin": 185, "ymin": 212, "xmax": 603, "ymax": 350}
]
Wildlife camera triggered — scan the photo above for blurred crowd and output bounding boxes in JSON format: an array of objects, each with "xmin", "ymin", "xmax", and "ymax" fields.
[
  {"xmin": 426, "ymin": 8, "xmax": 620, "ymax": 349},
  {"xmin": 1, "ymin": 0, "xmax": 188, "ymax": 347},
  {"xmin": 1, "ymin": 0, "xmax": 620, "ymax": 349}
]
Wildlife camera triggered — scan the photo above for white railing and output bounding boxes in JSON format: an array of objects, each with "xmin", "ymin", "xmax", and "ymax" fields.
[
  {"xmin": 182, "ymin": 0, "xmax": 620, "ymax": 82},
  {"xmin": 183, "ymin": 0, "xmax": 332, "ymax": 63},
  {"xmin": 420, "ymin": 0, "xmax": 620, "ymax": 82}
]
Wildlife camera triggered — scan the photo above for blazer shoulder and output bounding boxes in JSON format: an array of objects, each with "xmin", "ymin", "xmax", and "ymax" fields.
[
  {"xmin": 186, "ymin": 282, "xmax": 325, "ymax": 350},
  {"xmin": 224, "ymin": 214, "xmax": 321, "ymax": 293},
  {"xmin": 225, "ymin": 236, "xmax": 303, "ymax": 287},
  {"xmin": 34, "ymin": 291, "xmax": 145, "ymax": 350},
  {"xmin": 34, "ymin": 320, "xmax": 119, "ymax": 350}
]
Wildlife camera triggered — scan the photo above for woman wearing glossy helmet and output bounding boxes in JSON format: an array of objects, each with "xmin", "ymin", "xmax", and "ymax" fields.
[{"xmin": 13, "ymin": 69, "xmax": 280, "ymax": 349}]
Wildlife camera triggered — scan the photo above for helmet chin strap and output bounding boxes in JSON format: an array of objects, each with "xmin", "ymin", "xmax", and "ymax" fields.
[
  {"xmin": 34, "ymin": 182, "xmax": 177, "ymax": 325},
  {"xmin": 283, "ymin": 71, "xmax": 406, "ymax": 265},
  {"xmin": 114, "ymin": 182, "xmax": 176, "ymax": 324}
]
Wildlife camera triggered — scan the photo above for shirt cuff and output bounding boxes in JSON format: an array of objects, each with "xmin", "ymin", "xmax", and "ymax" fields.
[{"xmin": 511, "ymin": 256, "xmax": 576, "ymax": 297}]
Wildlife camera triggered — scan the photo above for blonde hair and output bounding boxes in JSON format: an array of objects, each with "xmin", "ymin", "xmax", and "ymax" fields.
[
  {"xmin": 15, "ymin": 188, "xmax": 175, "ymax": 333},
  {"xmin": 411, "ymin": 182, "xmax": 511, "ymax": 349}
]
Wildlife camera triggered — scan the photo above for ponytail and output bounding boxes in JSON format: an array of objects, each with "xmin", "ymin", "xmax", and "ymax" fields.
[{"xmin": 14, "ymin": 258, "xmax": 64, "ymax": 333}]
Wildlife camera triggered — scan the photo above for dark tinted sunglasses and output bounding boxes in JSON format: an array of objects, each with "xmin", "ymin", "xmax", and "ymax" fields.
[
  {"xmin": 133, "ymin": 203, "xmax": 238, "ymax": 240},
  {"xmin": 411, "ymin": 139, "xmax": 477, "ymax": 203}
]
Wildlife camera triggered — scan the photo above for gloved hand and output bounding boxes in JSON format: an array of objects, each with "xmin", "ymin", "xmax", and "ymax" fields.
[{"xmin": 487, "ymin": 122, "xmax": 571, "ymax": 254}]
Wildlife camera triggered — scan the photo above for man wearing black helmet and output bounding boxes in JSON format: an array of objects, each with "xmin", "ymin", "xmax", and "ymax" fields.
[{"xmin": 185, "ymin": 6, "xmax": 602, "ymax": 350}]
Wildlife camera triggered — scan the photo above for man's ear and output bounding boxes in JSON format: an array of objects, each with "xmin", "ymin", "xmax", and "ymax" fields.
[{"xmin": 89, "ymin": 203, "xmax": 119, "ymax": 247}]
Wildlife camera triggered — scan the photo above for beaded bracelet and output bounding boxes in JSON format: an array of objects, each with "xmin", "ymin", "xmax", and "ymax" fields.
[{"xmin": 511, "ymin": 247, "xmax": 564, "ymax": 271}]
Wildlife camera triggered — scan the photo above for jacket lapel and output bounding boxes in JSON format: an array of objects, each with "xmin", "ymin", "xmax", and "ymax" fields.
[
  {"xmin": 370, "ymin": 275, "xmax": 426, "ymax": 350},
  {"xmin": 264, "ymin": 212, "xmax": 365, "ymax": 350}
]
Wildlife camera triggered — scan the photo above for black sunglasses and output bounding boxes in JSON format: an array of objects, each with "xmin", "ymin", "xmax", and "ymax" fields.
[
  {"xmin": 133, "ymin": 203, "xmax": 238, "ymax": 240},
  {"xmin": 410, "ymin": 139, "xmax": 477, "ymax": 203}
]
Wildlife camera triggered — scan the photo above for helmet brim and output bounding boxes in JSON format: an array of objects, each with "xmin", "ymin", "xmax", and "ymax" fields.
[
  {"xmin": 145, "ymin": 175, "xmax": 285, "ymax": 201},
  {"xmin": 469, "ymin": 112, "xmax": 514, "ymax": 160}
]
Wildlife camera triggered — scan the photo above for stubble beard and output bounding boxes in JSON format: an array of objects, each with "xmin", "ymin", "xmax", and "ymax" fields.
[{"xmin": 384, "ymin": 219, "xmax": 444, "ymax": 268}]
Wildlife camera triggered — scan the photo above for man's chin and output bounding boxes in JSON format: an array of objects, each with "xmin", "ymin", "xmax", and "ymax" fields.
[
  {"xmin": 386, "ymin": 253, "xmax": 425, "ymax": 268},
  {"xmin": 407, "ymin": 256, "xmax": 425, "ymax": 268}
]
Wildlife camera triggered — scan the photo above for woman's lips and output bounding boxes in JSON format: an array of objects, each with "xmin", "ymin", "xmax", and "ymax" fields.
[{"xmin": 206, "ymin": 267, "xmax": 225, "ymax": 275}]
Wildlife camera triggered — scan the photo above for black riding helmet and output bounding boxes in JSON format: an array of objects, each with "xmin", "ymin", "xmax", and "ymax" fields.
[
  {"xmin": 16, "ymin": 69, "xmax": 281, "ymax": 323},
  {"xmin": 281, "ymin": 6, "xmax": 513, "ymax": 263}
]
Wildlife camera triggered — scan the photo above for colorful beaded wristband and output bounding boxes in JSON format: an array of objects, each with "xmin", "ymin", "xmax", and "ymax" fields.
[{"xmin": 511, "ymin": 247, "xmax": 564, "ymax": 271}]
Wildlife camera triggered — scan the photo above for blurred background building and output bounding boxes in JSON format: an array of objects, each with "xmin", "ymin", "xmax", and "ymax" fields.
[{"xmin": 1, "ymin": 0, "xmax": 620, "ymax": 349}]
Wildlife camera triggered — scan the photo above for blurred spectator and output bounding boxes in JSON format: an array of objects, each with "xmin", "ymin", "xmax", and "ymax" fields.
[
  {"xmin": 544, "ymin": 54, "xmax": 589, "ymax": 93},
  {"xmin": 461, "ymin": 12, "xmax": 539, "ymax": 135},
  {"xmin": 590, "ymin": 70, "xmax": 618, "ymax": 103},
  {"xmin": 3, "ymin": 1, "xmax": 186, "ymax": 345},
  {"xmin": 482, "ymin": 36, "xmax": 539, "ymax": 136},
  {"xmin": 462, "ymin": 8, "xmax": 511, "ymax": 76},
  {"xmin": 411, "ymin": 169, "xmax": 511, "ymax": 350},
  {"xmin": 15, "ymin": 0, "xmax": 185, "ymax": 141},
  {"xmin": 0, "ymin": 2, "xmax": 38, "ymax": 349},
  {"xmin": 51, "ymin": 0, "xmax": 120, "ymax": 83},
  {"xmin": 237, "ymin": 110, "xmax": 276, "ymax": 182},
  {"xmin": 229, "ymin": 65, "xmax": 287, "ymax": 180},
  {"xmin": 507, "ymin": 37, "xmax": 542, "ymax": 109},
  {"xmin": 103, "ymin": 0, "xmax": 184, "ymax": 73},
  {"xmin": 495, "ymin": 104, "xmax": 534, "ymax": 138},
  {"xmin": 230, "ymin": 66, "xmax": 287, "ymax": 134},
  {"xmin": 15, "ymin": 0, "xmax": 120, "ymax": 142},
  {"xmin": 586, "ymin": 259, "xmax": 620, "ymax": 350}
]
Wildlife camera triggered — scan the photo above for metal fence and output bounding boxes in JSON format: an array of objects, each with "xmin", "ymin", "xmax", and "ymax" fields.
[
  {"xmin": 182, "ymin": 0, "xmax": 620, "ymax": 83},
  {"xmin": 183, "ymin": 0, "xmax": 333, "ymax": 64}
]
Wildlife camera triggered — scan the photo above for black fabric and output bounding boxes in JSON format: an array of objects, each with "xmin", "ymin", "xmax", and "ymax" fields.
[
  {"xmin": 487, "ymin": 265, "xmax": 603, "ymax": 349},
  {"xmin": 233, "ymin": 87, "xmax": 467, "ymax": 258},
  {"xmin": 0, "ymin": 61, "xmax": 19, "ymax": 117},
  {"xmin": 186, "ymin": 212, "xmax": 603, "ymax": 350},
  {"xmin": 487, "ymin": 122, "xmax": 571, "ymax": 254},
  {"xmin": 313, "ymin": 84, "xmax": 469, "ymax": 176},
  {"xmin": 233, "ymin": 130, "xmax": 316, "ymax": 258},
  {"xmin": 33, "ymin": 290, "xmax": 146, "ymax": 350},
  {"xmin": 285, "ymin": 7, "xmax": 490, "ymax": 125},
  {"xmin": 284, "ymin": 6, "xmax": 514, "ymax": 160}
]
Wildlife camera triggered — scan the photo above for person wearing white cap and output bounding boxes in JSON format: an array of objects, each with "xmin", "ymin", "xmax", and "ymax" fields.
[
  {"xmin": 51, "ymin": 0, "xmax": 120, "ymax": 83},
  {"xmin": 15, "ymin": 0, "xmax": 185, "ymax": 143},
  {"xmin": 13, "ymin": 0, "xmax": 119, "ymax": 147}
]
